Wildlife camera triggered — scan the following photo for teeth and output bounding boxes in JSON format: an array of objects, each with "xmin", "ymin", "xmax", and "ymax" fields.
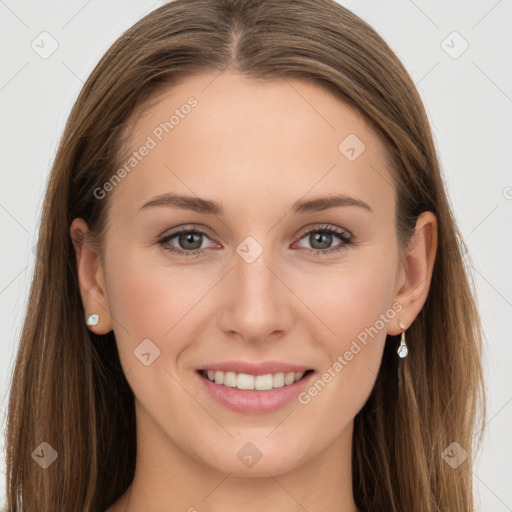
[
  {"xmin": 284, "ymin": 372, "xmax": 295, "ymax": 386},
  {"xmin": 255, "ymin": 374, "xmax": 273, "ymax": 390},
  {"xmin": 203, "ymin": 370, "xmax": 306, "ymax": 390},
  {"xmin": 237, "ymin": 373, "xmax": 255, "ymax": 390}
]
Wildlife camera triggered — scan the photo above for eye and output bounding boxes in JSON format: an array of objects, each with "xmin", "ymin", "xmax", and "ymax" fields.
[
  {"xmin": 157, "ymin": 226, "xmax": 217, "ymax": 257},
  {"xmin": 157, "ymin": 223, "xmax": 355, "ymax": 258},
  {"xmin": 293, "ymin": 224, "xmax": 354, "ymax": 257}
]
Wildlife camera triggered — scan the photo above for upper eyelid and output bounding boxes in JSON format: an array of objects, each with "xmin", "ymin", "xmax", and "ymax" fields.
[
  {"xmin": 159, "ymin": 225, "xmax": 218, "ymax": 245},
  {"xmin": 296, "ymin": 224, "xmax": 351, "ymax": 238}
]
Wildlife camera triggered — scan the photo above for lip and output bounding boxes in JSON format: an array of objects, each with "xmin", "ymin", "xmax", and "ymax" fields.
[
  {"xmin": 197, "ymin": 360, "xmax": 312, "ymax": 376},
  {"xmin": 196, "ymin": 367, "xmax": 316, "ymax": 414}
]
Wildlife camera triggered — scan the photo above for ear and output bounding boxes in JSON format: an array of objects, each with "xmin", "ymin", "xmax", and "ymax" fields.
[
  {"xmin": 70, "ymin": 218, "xmax": 113, "ymax": 334},
  {"xmin": 388, "ymin": 211, "xmax": 438, "ymax": 335}
]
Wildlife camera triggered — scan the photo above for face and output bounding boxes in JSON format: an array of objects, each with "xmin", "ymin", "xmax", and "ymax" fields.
[{"xmin": 77, "ymin": 72, "xmax": 409, "ymax": 477}]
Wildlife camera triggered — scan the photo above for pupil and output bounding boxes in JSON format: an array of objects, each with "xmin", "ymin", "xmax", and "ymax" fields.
[
  {"xmin": 311, "ymin": 232, "xmax": 331, "ymax": 250},
  {"xmin": 180, "ymin": 232, "xmax": 202, "ymax": 250}
]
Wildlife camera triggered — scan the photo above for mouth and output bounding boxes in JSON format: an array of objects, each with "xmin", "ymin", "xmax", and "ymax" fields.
[
  {"xmin": 194, "ymin": 360, "xmax": 317, "ymax": 413},
  {"xmin": 196, "ymin": 368, "xmax": 315, "ymax": 391}
]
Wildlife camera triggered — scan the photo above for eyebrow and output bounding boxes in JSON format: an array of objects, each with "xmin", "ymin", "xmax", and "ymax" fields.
[{"xmin": 140, "ymin": 193, "xmax": 373, "ymax": 215}]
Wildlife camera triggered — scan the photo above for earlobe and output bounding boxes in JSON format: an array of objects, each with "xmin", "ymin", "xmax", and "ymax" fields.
[
  {"xmin": 70, "ymin": 218, "xmax": 113, "ymax": 334},
  {"xmin": 388, "ymin": 211, "xmax": 438, "ymax": 335}
]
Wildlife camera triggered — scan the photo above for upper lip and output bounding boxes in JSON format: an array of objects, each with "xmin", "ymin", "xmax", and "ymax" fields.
[{"xmin": 198, "ymin": 360, "xmax": 313, "ymax": 376}]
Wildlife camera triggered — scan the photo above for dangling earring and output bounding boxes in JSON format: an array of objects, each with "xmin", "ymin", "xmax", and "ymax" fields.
[
  {"xmin": 397, "ymin": 320, "xmax": 408, "ymax": 358},
  {"xmin": 86, "ymin": 313, "xmax": 100, "ymax": 327}
]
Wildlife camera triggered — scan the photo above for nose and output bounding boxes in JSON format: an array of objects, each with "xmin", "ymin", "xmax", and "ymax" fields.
[{"xmin": 216, "ymin": 243, "xmax": 294, "ymax": 345}]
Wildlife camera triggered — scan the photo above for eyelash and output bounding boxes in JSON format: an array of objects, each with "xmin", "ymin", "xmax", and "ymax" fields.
[{"xmin": 157, "ymin": 224, "xmax": 355, "ymax": 258}]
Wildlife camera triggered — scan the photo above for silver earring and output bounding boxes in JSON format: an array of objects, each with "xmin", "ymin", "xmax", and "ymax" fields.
[
  {"xmin": 397, "ymin": 320, "xmax": 408, "ymax": 358},
  {"xmin": 86, "ymin": 313, "xmax": 100, "ymax": 327}
]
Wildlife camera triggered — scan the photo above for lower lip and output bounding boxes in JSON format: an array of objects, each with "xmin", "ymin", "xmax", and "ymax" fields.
[{"xmin": 196, "ymin": 370, "xmax": 315, "ymax": 414}]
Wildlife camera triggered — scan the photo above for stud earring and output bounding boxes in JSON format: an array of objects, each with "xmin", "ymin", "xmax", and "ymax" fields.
[
  {"xmin": 397, "ymin": 320, "xmax": 408, "ymax": 358},
  {"xmin": 86, "ymin": 313, "xmax": 100, "ymax": 327}
]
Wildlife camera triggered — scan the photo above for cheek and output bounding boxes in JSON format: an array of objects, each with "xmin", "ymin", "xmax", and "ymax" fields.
[
  {"xmin": 104, "ymin": 249, "xmax": 212, "ymax": 366},
  {"xmin": 293, "ymin": 255, "xmax": 397, "ymax": 412},
  {"xmin": 302, "ymin": 256, "xmax": 397, "ymax": 346},
  {"xmin": 103, "ymin": 254, "xmax": 209, "ymax": 416},
  {"xmin": 107, "ymin": 243, "xmax": 210, "ymax": 324}
]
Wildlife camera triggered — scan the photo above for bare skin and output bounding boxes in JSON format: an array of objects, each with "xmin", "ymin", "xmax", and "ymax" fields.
[{"xmin": 71, "ymin": 71, "xmax": 437, "ymax": 512}]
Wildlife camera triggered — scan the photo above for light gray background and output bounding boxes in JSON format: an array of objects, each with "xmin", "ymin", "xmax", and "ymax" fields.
[{"xmin": 1, "ymin": 0, "xmax": 511, "ymax": 509}]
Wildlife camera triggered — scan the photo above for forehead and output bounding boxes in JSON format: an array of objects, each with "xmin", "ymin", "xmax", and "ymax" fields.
[{"xmin": 110, "ymin": 72, "xmax": 395, "ymax": 219}]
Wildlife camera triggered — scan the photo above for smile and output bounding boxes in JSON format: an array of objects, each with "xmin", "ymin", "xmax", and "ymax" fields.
[
  {"xmin": 201, "ymin": 369, "xmax": 313, "ymax": 391},
  {"xmin": 196, "ymin": 368, "xmax": 316, "ymax": 414}
]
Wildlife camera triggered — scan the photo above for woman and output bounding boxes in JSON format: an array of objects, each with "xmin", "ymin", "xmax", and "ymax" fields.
[{"xmin": 5, "ymin": 0, "xmax": 486, "ymax": 510}]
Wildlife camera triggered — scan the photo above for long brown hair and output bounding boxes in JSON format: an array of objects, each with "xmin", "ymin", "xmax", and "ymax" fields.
[{"xmin": 5, "ymin": 1, "xmax": 486, "ymax": 510}]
